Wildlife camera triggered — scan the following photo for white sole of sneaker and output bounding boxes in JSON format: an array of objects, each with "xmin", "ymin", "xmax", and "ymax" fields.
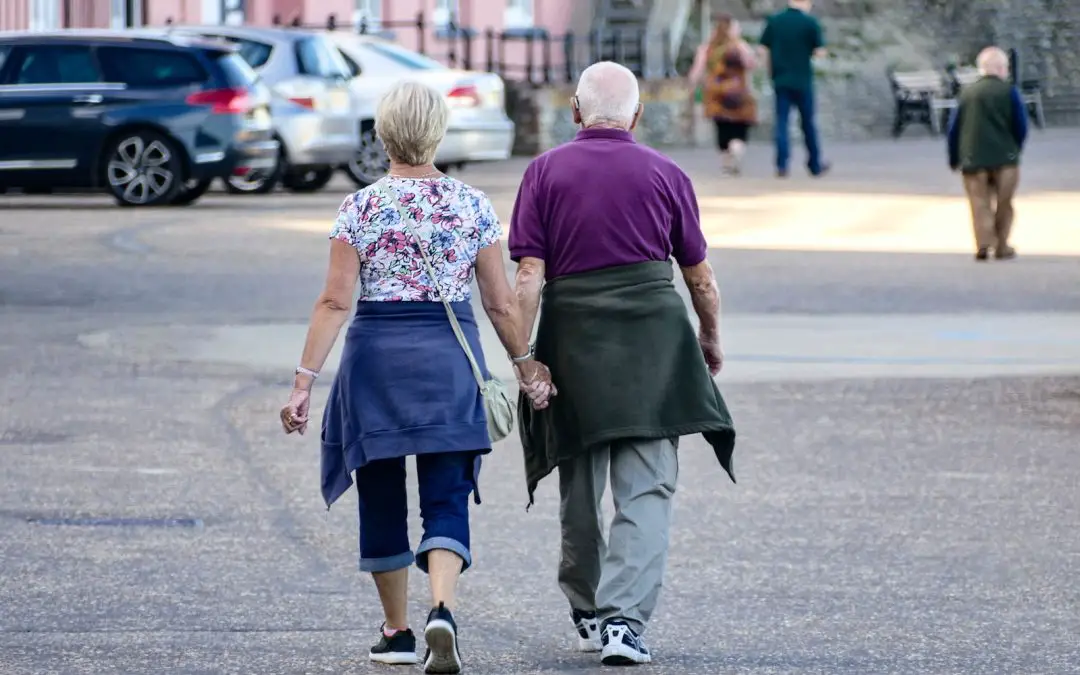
[
  {"xmin": 369, "ymin": 651, "xmax": 419, "ymax": 665},
  {"xmin": 424, "ymin": 620, "xmax": 462, "ymax": 674},
  {"xmin": 601, "ymin": 642, "xmax": 652, "ymax": 666}
]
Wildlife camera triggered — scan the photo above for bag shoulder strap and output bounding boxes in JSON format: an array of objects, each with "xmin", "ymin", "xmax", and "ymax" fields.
[{"xmin": 374, "ymin": 179, "xmax": 487, "ymax": 389}]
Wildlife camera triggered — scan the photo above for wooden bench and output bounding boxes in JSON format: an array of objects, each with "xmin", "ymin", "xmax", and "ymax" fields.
[
  {"xmin": 888, "ymin": 69, "xmax": 950, "ymax": 137},
  {"xmin": 944, "ymin": 67, "xmax": 1047, "ymax": 130}
]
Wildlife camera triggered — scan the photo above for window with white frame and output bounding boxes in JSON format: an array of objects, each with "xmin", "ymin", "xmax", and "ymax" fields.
[
  {"xmin": 29, "ymin": 0, "xmax": 61, "ymax": 31},
  {"xmin": 505, "ymin": 0, "xmax": 533, "ymax": 29},
  {"xmin": 353, "ymin": 0, "xmax": 381, "ymax": 30},
  {"xmin": 433, "ymin": 0, "xmax": 460, "ymax": 27}
]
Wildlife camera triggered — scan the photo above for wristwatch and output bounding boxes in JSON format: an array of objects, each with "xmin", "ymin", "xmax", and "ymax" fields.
[{"xmin": 295, "ymin": 366, "xmax": 319, "ymax": 379}]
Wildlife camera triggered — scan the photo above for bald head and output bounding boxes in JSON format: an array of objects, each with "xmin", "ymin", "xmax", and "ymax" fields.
[
  {"xmin": 977, "ymin": 47, "xmax": 1010, "ymax": 78},
  {"xmin": 574, "ymin": 61, "xmax": 641, "ymax": 129}
]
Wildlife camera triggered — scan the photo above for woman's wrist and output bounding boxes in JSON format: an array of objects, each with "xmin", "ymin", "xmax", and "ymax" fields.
[{"xmin": 508, "ymin": 344, "xmax": 535, "ymax": 363}]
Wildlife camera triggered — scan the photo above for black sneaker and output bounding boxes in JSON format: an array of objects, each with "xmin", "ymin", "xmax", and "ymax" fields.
[
  {"xmin": 600, "ymin": 620, "xmax": 651, "ymax": 666},
  {"xmin": 975, "ymin": 248, "xmax": 990, "ymax": 261},
  {"xmin": 571, "ymin": 608, "xmax": 602, "ymax": 652},
  {"xmin": 369, "ymin": 625, "xmax": 418, "ymax": 665},
  {"xmin": 423, "ymin": 603, "xmax": 462, "ymax": 674}
]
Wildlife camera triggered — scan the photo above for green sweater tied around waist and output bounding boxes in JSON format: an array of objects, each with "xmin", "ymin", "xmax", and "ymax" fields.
[{"xmin": 518, "ymin": 261, "xmax": 737, "ymax": 506}]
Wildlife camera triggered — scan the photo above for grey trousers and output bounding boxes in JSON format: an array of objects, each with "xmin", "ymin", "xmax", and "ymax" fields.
[{"xmin": 557, "ymin": 437, "xmax": 679, "ymax": 635}]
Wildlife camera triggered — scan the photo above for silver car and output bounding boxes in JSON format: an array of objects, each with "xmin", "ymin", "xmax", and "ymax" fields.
[
  {"xmin": 164, "ymin": 26, "xmax": 359, "ymax": 193},
  {"xmin": 325, "ymin": 33, "xmax": 515, "ymax": 188}
]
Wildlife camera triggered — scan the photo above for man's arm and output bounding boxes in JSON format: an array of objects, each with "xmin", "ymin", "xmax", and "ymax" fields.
[
  {"xmin": 946, "ymin": 103, "xmax": 962, "ymax": 170},
  {"xmin": 508, "ymin": 162, "xmax": 546, "ymax": 342},
  {"xmin": 669, "ymin": 171, "xmax": 723, "ymax": 374},
  {"xmin": 812, "ymin": 18, "xmax": 827, "ymax": 59},
  {"xmin": 682, "ymin": 261, "xmax": 721, "ymax": 338},
  {"xmin": 515, "ymin": 257, "xmax": 545, "ymax": 342},
  {"xmin": 1010, "ymin": 86, "xmax": 1030, "ymax": 149}
]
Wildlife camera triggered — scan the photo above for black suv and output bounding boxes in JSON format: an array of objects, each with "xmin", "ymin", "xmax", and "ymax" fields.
[{"xmin": 0, "ymin": 31, "xmax": 279, "ymax": 206}]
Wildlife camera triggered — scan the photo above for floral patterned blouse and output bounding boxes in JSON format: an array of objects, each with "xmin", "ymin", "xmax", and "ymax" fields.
[{"xmin": 329, "ymin": 176, "xmax": 503, "ymax": 302}]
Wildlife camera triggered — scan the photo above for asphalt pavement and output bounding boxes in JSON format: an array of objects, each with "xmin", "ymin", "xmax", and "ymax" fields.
[{"xmin": 1, "ymin": 131, "xmax": 1079, "ymax": 675}]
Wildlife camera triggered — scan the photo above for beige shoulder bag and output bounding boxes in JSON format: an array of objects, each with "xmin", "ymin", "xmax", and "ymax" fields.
[{"xmin": 374, "ymin": 179, "xmax": 515, "ymax": 443}]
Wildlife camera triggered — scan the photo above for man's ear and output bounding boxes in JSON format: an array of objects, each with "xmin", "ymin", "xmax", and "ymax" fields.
[
  {"xmin": 629, "ymin": 102, "xmax": 643, "ymax": 131},
  {"xmin": 571, "ymin": 96, "xmax": 582, "ymax": 125}
]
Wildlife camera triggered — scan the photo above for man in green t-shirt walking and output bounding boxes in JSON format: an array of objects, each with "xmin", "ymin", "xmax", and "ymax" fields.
[{"xmin": 759, "ymin": 0, "xmax": 830, "ymax": 177}]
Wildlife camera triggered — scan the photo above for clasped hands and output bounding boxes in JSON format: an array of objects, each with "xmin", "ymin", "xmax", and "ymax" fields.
[{"xmin": 514, "ymin": 359, "xmax": 557, "ymax": 410}]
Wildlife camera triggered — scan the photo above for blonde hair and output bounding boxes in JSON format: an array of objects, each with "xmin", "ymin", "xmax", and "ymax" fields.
[{"xmin": 374, "ymin": 81, "xmax": 449, "ymax": 166}]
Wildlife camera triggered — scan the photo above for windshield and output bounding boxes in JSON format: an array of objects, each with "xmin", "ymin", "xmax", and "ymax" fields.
[{"xmin": 363, "ymin": 42, "xmax": 444, "ymax": 71}]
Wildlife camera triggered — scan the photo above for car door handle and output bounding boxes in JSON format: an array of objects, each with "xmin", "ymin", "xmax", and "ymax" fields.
[{"xmin": 73, "ymin": 94, "xmax": 103, "ymax": 104}]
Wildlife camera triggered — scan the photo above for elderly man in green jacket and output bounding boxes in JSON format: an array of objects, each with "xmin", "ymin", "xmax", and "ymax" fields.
[{"xmin": 947, "ymin": 46, "xmax": 1030, "ymax": 261}]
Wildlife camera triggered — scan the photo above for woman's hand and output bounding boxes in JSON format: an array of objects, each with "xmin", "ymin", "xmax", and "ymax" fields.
[
  {"xmin": 514, "ymin": 359, "xmax": 557, "ymax": 410},
  {"xmin": 280, "ymin": 387, "xmax": 311, "ymax": 435}
]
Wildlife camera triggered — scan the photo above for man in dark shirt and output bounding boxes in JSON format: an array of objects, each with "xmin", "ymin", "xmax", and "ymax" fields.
[
  {"xmin": 759, "ymin": 0, "xmax": 830, "ymax": 177},
  {"xmin": 947, "ymin": 47, "xmax": 1029, "ymax": 261},
  {"xmin": 509, "ymin": 61, "xmax": 735, "ymax": 667}
]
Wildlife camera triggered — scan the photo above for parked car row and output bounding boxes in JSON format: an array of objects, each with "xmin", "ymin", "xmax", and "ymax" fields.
[{"xmin": 0, "ymin": 26, "xmax": 515, "ymax": 207}]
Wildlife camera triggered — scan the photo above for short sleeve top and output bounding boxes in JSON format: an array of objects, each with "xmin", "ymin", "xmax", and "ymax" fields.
[{"xmin": 330, "ymin": 176, "xmax": 502, "ymax": 302}]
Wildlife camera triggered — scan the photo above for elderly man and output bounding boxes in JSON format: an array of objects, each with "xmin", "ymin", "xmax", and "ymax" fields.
[
  {"xmin": 759, "ymin": 0, "xmax": 830, "ymax": 177},
  {"xmin": 509, "ymin": 61, "xmax": 736, "ymax": 666},
  {"xmin": 947, "ymin": 47, "xmax": 1029, "ymax": 261}
]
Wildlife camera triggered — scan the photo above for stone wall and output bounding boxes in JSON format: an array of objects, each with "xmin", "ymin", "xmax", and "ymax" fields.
[
  {"xmin": 506, "ymin": 79, "xmax": 699, "ymax": 155},
  {"xmin": 504, "ymin": 0, "xmax": 1080, "ymax": 154}
]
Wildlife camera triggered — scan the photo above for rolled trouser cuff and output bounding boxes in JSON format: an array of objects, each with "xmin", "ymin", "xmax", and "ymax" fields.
[
  {"xmin": 359, "ymin": 550, "xmax": 415, "ymax": 573},
  {"xmin": 416, "ymin": 536, "xmax": 472, "ymax": 573}
]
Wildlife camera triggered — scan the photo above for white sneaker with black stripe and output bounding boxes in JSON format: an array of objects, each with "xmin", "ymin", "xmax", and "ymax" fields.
[
  {"xmin": 600, "ymin": 621, "xmax": 651, "ymax": 666},
  {"xmin": 571, "ymin": 609, "xmax": 602, "ymax": 652}
]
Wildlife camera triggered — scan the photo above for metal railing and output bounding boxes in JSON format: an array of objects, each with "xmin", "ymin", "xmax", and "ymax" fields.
[{"xmin": 270, "ymin": 12, "xmax": 676, "ymax": 84}]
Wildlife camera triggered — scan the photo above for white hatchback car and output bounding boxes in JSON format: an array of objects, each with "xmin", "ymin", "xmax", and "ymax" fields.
[{"xmin": 325, "ymin": 33, "xmax": 515, "ymax": 188}]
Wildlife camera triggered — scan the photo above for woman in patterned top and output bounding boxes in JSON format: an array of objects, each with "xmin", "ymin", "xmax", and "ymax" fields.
[
  {"xmin": 279, "ymin": 81, "xmax": 555, "ymax": 674},
  {"xmin": 689, "ymin": 13, "xmax": 759, "ymax": 175}
]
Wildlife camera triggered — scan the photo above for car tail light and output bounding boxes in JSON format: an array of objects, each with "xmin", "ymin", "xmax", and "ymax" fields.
[
  {"xmin": 446, "ymin": 84, "xmax": 481, "ymax": 108},
  {"xmin": 288, "ymin": 96, "xmax": 317, "ymax": 109},
  {"xmin": 186, "ymin": 87, "xmax": 252, "ymax": 114}
]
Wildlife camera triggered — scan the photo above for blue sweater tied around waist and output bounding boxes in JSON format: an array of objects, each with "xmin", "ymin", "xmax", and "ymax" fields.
[{"xmin": 320, "ymin": 300, "xmax": 493, "ymax": 508}]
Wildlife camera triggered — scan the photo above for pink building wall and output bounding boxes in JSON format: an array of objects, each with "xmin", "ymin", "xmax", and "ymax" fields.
[
  {"xmin": 0, "ymin": 1, "xmax": 30, "ymax": 31},
  {"xmin": 1, "ymin": 0, "xmax": 583, "ymax": 82}
]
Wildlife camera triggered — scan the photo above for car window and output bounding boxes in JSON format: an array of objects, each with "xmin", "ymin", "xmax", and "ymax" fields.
[
  {"xmin": 337, "ymin": 49, "xmax": 361, "ymax": 78},
  {"xmin": 0, "ymin": 45, "xmax": 10, "ymax": 72},
  {"xmin": 98, "ymin": 47, "xmax": 208, "ymax": 88},
  {"xmin": 295, "ymin": 37, "xmax": 351, "ymax": 78},
  {"xmin": 211, "ymin": 51, "xmax": 259, "ymax": 88},
  {"xmin": 363, "ymin": 42, "xmax": 443, "ymax": 71},
  {"xmin": 227, "ymin": 38, "xmax": 273, "ymax": 70},
  {"xmin": 10, "ymin": 45, "xmax": 101, "ymax": 85}
]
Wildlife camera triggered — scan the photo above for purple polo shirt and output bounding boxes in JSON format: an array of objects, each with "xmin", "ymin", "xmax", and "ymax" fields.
[{"xmin": 508, "ymin": 127, "xmax": 707, "ymax": 279}]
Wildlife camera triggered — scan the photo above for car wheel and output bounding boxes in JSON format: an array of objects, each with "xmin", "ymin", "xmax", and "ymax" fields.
[
  {"xmin": 283, "ymin": 166, "xmax": 335, "ymax": 193},
  {"xmin": 225, "ymin": 150, "xmax": 284, "ymax": 195},
  {"xmin": 105, "ymin": 130, "xmax": 184, "ymax": 207},
  {"xmin": 170, "ymin": 178, "xmax": 213, "ymax": 206},
  {"xmin": 346, "ymin": 125, "xmax": 390, "ymax": 188}
]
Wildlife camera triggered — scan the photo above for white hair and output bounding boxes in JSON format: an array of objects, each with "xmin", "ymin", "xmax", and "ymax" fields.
[
  {"xmin": 976, "ymin": 46, "xmax": 1009, "ymax": 78},
  {"xmin": 375, "ymin": 81, "xmax": 449, "ymax": 166},
  {"xmin": 575, "ymin": 61, "xmax": 640, "ymax": 128}
]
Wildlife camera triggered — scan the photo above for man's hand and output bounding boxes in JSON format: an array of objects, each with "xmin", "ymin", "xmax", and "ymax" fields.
[{"xmin": 699, "ymin": 332, "xmax": 724, "ymax": 376}]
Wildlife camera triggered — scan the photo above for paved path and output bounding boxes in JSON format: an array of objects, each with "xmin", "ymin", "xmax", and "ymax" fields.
[{"xmin": 1, "ymin": 132, "xmax": 1079, "ymax": 674}]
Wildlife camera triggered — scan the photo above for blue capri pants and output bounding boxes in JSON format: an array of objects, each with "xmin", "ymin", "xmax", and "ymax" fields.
[{"xmin": 355, "ymin": 450, "xmax": 477, "ymax": 574}]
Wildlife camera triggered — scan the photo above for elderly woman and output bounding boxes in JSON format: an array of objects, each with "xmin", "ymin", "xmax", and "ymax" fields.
[
  {"xmin": 689, "ymin": 13, "xmax": 758, "ymax": 175},
  {"xmin": 280, "ymin": 81, "xmax": 554, "ymax": 674}
]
